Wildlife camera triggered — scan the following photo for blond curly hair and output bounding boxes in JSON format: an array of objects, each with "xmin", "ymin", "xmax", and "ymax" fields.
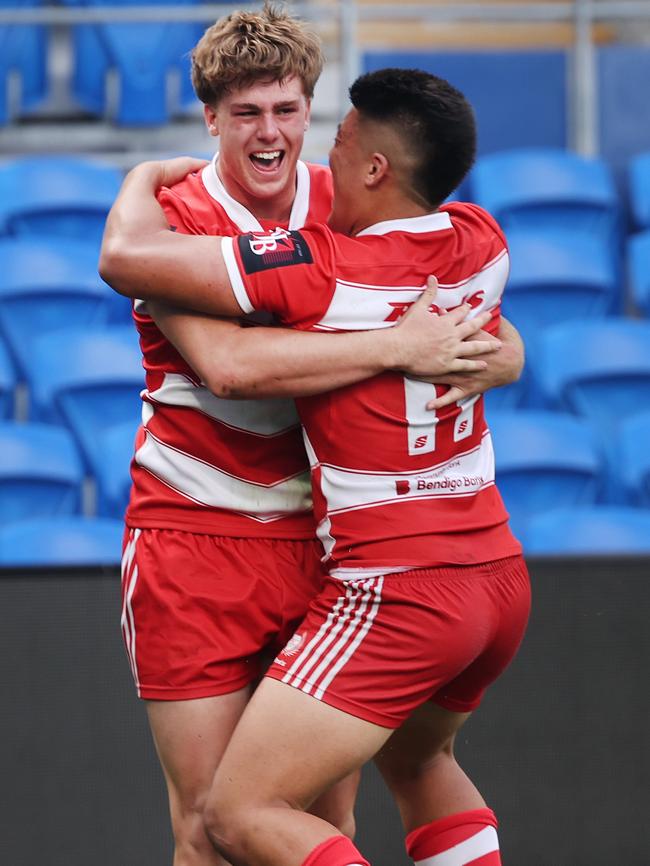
[{"xmin": 192, "ymin": 2, "xmax": 324, "ymax": 106}]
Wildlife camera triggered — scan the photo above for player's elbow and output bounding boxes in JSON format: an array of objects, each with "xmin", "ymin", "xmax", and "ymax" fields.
[
  {"xmin": 98, "ymin": 238, "xmax": 140, "ymax": 298},
  {"xmin": 200, "ymin": 361, "xmax": 250, "ymax": 399}
]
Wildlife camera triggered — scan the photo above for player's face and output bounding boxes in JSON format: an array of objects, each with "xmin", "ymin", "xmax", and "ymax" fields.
[
  {"xmin": 328, "ymin": 109, "xmax": 367, "ymax": 235},
  {"xmin": 205, "ymin": 77, "xmax": 310, "ymax": 216}
]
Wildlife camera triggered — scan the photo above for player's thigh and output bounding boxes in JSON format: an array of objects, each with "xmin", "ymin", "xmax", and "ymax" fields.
[
  {"xmin": 147, "ymin": 687, "xmax": 252, "ymax": 806},
  {"xmin": 209, "ymin": 678, "xmax": 392, "ymax": 816},
  {"xmin": 374, "ymin": 701, "xmax": 471, "ymax": 781}
]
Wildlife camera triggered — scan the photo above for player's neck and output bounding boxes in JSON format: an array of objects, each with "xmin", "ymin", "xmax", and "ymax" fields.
[
  {"xmin": 351, "ymin": 194, "xmax": 432, "ymax": 235},
  {"xmin": 217, "ymin": 161, "xmax": 295, "ymax": 224}
]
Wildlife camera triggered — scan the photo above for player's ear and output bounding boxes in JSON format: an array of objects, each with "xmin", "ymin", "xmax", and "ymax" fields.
[
  {"xmin": 304, "ymin": 97, "xmax": 312, "ymax": 132},
  {"xmin": 204, "ymin": 104, "xmax": 219, "ymax": 137},
  {"xmin": 365, "ymin": 152, "xmax": 389, "ymax": 188}
]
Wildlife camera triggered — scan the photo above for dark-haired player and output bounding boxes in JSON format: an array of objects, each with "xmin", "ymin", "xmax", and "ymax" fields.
[
  {"xmin": 102, "ymin": 68, "xmax": 530, "ymax": 866},
  {"xmin": 116, "ymin": 7, "xmax": 525, "ymax": 865}
]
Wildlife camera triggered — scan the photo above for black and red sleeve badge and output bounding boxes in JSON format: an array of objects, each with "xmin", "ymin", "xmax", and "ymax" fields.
[{"xmin": 237, "ymin": 228, "xmax": 313, "ymax": 274}]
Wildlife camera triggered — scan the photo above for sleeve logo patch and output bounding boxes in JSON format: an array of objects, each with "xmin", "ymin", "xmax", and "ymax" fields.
[{"xmin": 238, "ymin": 227, "xmax": 313, "ymax": 274}]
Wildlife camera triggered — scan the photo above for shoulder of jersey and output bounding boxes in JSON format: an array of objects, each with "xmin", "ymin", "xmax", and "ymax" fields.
[{"xmin": 443, "ymin": 200, "xmax": 505, "ymax": 241}]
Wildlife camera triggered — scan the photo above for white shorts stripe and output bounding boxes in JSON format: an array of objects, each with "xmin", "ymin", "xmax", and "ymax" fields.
[
  {"xmin": 282, "ymin": 578, "xmax": 383, "ymax": 703},
  {"xmin": 120, "ymin": 528, "xmax": 141, "ymax": 693},
  {"xmin": 300, "ymin": 581, "xmax": 375, "ymax": 696},
  {"xmin": 282, "ymin": 590, "xmax": 359, "ymax": 688},
  {"xmin": 414, "ymin": 826, "xmax": 499, "ymax": 866},
  {"xmin": 314, "ymin": 577, "xmax": 383, "ymax": 700}
]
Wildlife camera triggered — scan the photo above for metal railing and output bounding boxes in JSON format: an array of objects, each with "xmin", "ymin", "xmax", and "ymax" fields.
[{"xmin": 1, "ymin": 0, "xmax": 650, "ymax": 155}]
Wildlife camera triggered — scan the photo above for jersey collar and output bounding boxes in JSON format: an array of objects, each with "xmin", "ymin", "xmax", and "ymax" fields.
[
  {"xmin": 201, "ymin": 154, "xmax": 311, "ymax": 232},
  {"xmin": 356, "ymin": 211, "xmax": 452, "ymax": 237}
]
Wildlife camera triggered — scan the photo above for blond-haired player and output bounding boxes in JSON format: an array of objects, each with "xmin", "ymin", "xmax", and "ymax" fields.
[{"xmin": 113, "ymin": 7, "xmax": 524, "ymax": 866}]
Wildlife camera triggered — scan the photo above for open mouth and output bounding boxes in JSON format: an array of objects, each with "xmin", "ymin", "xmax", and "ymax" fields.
[{"xmin": 249, "ymin": 150, "xmax": 285, "ymax": 173}]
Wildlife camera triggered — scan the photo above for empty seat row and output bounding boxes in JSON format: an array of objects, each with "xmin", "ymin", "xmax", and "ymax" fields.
[
  {"xmin": 0, "ymin": 516, "xmax": 123, "ymax": 566},
  {"xmin": 0, "ymin": 0, "xmax": 204, "ymax": 125}
]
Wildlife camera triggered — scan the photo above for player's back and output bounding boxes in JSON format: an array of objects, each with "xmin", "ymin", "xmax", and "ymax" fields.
[{"xmin": 224, "ymin": 202, "xmax": 522, "ymax": 569}]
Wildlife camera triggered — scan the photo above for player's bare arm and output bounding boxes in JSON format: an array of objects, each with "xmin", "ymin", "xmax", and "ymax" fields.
[
  {"xmin": 149, "ymin": 282, "xmax": 500, "ymax": 399},
  {"xmin": 101, "ymin": 158, "xmax": 501, "ymax": 390}
]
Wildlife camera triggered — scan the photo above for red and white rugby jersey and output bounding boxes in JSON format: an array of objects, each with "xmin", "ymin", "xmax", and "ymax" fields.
[
  {"xmin": 125, "ymin": 155, "xmax": 334, "ymax": 537},
  {"xmin": 221, "ymin": 202, "xmax": 522, "ymax": 570}
]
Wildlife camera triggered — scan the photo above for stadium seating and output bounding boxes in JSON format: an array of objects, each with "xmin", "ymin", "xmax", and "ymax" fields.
[
  {"xmin": 363, "ymin": 51, "xmax": 567, "ymax": 155},
  {"xmin": 0, "ymin": 238, "xmax": 115, "ymax": 377},
  {"xmin": 0, "ymin": 421, "xmax": 84, "ymax": 521},
  {"xmin": 618, "ymin": 410, "xmax": 650, "ymax": 507},
  {"xmin": 0, "ymin": 156, "xmax": 123, "ymax": 243},
  {"xmin": 63, "ymin": 0, "xmax": 203, "ymax": 125},
  {"xmin": 505, "ymin": 227, "xmax": 619, "ymax": 345},
  {"xmin": 0, "ymin": 337, "xmax": 15, "ymax": 419},
  {"xmin": 628, "ymin": 229, "xmax": 650, "ymax": 317},
  {"xmin": 535, "ymin": 319, "xmax": 650, "ymax": 432},
  {"xmin": 524, "ymin": 505, "xmax": 650, "ymax": 555},
  {"xmin": 470, "ymin": 148, "xmax": 620, "ymax": 247},
  {"xmin": 22, "ymin": 325, "xmax": 143, "ymax": 455},
  {"xmin": 629, "ymin": 150, "xmax": 650, "ymax": 231},
  {"xmin": 0, "ymin": 516, "xmax": 123, "ymax": 566},
  {"xmin": 489, "ymin": 411, "xmax": 604, "ymax": 533},
  {"xmin": 95, "ymin": 419, "xmax": 136, "ymax": 518},
  {"xmin": 0, "ymin": 0, "xmax": 47, "ymax": 124}
]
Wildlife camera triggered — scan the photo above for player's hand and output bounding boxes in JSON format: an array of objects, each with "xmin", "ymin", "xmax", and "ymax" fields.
[
  {"xmin": 129, "ymin": 157, "xmax": 209, "ymax": 192},
  {"xmin": 391, "ymin": 276, "xmax": 501, "ymax": 378}
]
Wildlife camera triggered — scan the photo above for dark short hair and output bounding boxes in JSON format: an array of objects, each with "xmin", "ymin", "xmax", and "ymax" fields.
[{"xmin": 349, "ymin": 68, "xmax": 476, "ymax": 207}]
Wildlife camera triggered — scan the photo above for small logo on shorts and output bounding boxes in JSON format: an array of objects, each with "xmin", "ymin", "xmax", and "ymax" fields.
[
  {"xmin": 281, "ymin": 632, "xmax": 304, "ymax": 657},
  {"xmin": 395, "ymin": 480, "xmax": 411, "ymax": 496}
]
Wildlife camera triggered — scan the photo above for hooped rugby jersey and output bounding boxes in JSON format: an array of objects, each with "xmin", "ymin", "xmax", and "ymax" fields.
[
  {"xmin": 125, "ymin": 155, "xmax": 334, "ymax": 536},
  {"xmin": 221, "ymin": 203, "xmax": 522, "ymax": 572}
]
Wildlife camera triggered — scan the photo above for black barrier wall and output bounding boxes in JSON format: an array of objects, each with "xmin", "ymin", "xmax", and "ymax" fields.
[{"xmin": 1, "ymin": 559, "xmax": 649, "ymax": 866}]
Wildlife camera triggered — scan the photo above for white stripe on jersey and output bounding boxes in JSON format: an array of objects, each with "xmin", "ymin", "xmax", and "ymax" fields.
[
  {"xmin": 147, "ymin": 371, "xmax": 300, "ymax": 436},
  {"xmin": 135, "ymin": 429, "xmax": 311, "ymax": 520},
  {"xmin": 282, "ymin": 577, "xmax": 383, "ymax": 700},
  {"xmin": 312, "ymin": 431, "xmax": 495, "ymax": 518},
  {"xmin": 120, "ymin": 528, "xmax": 141, "ymax": 693},
  {"xmin": 404, "ymin": 379, "xmax": 439, "ymax": 455},
  {"xmin": 312, "ymin": 250, "xmax": 509, "ymax": 332},
  {"xmin": 413, "ymin": 826, "xmax": 499, "ymax": 866}
]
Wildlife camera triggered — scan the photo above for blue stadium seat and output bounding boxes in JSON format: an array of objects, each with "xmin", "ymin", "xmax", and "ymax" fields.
[
  {"xmin": 0, "ymin": 421, "xmax": 84, "ymax": 521},
  {"xmin": 0, "ymin": 337, "xmax": 15, "ymax": 419},
  {"xmin": 628, "ymin": 229, "xmax": 650, "ymax": 317},
  {"xmin": 0, "ymin": 0, "xmax": 47, "ymax": 124},
  {"xmin": 22, "ymin": 326, "xmax": 144, "ymax": 469},
  {"xmin": 523, "ymin": 506, "xmax": 650, "ymax": 555},
  {"xmin": 618, "ymin": 410, "xmax": 650, "ymax": 507},
  {"xmin": 490, "ymin": 411, "xmax": 604, "ymax": 532},
  {"xmin": 0, "ymin": 156, "xmax": 122, "ymax": 243},
  {"xmin": 63, "ymin": 0, "xmax": 203, "ymax": 125},
  {"xmin": 0, "ymin": 238, "xmax": 115, "ymax": 378},
  {"xmin": 629, "ymin": 151, "xmax": 650, "ymax": 231},
  {"xmin": 536, "ymin": 319, "xmax": 650, "ymax": 433},
  {"xmin": 505, "ymin": 227, "xmax": 619, "ymax": 345},
  {"xmin": 95, "ymin": 420, "xmax": 136, "ymax": 518},
  {"xmin": 470, "ymin": 148, "xmax": 620, "ymax": 246},
  {"xmin": 0, "ymin": 516, "xmax": 123, "ymax": 566}
]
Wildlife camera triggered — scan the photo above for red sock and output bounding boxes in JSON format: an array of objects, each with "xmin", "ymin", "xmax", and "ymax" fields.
[
  {"xmin": 406, "ymin": 808, "xmax": 501, "ymax": 865},
  {"xmin": 301, "ymin": 834, "xmax": 370, "ymax": 866}
]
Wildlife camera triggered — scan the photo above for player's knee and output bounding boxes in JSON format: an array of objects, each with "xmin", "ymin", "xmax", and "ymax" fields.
[{"xmin": 202, "ymin": 791, "xmax": 244, "ymax": 862}]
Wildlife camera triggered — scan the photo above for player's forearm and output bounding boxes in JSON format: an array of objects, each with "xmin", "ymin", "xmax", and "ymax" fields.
[
  {"xmin": 151, "ymin": 304, "xmax": 398, "ymax": 399},
  {"xmin": 99, "ymin": 161, "xmax": 240, "ymax": 316},
  {"xmin": 488, "ymin": 317, "xmax": 524, "ymax": 387}
]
